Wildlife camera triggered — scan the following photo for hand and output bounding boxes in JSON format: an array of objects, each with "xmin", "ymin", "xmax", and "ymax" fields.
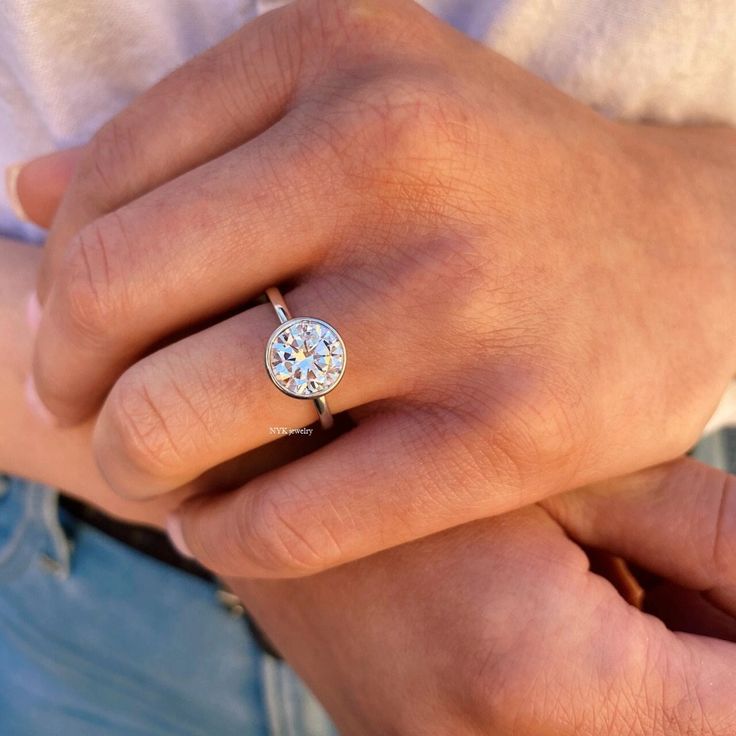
[
  {"xmin": 23, "ymin": 0, "xmax": 736, "ymax": 576},
  {"xmin": 0, "ymin": 238, "xmax": 178, "ymax": 527},
  {"xmin": 0, "ymin": 239, "xmax": 323, "ymax": 527},
  {"xmin": 230, "ymin": 458, "xmax": 736, "ymax": 735}
]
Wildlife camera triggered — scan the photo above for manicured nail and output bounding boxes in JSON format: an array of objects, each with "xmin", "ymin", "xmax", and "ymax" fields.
[
  {"xmin": 166, "ymin": 514, "xmax": 194, "ymax": 559},
  {"xmin": 5, "ymin": 163, "xmax": 30, "ymax": 223},
  {"xmin": 24, "ymin": 375, "xmax": 58, "ymax": 427},
  {"xmin": 26, "ymin": 292, "xmax": 42, "ymax": 334}
]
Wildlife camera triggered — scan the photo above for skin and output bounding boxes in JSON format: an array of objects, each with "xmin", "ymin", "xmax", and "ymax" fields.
[
  {"xmin": 20, "ymin": 0, "xmax": 736, "ymax": 580},
  {"xmin": 232, "ymin": 465, "xmax": 736, "ymax": 736},
  {"xmin": 4, "ymin": 243, "xmax": 736, "ymax": 732},
  {"xmin": 0, "ymin": 237, "xmax": 187, "ymax": 525},
  {"xmin": 20, "ymin": 0, "xmax": 736, "ymax": 577},
  {"xmin": 6, "ymin": 0, "xmax": 736, "ymax": 729},
  {"xmin": 0, "ymin": 238, "xmax": 318, "ymax": 524}
]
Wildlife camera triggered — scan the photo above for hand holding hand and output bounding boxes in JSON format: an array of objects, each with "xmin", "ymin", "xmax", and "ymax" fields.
[{"xmin": 18, "ymin": 0, "xmax": 736, "ymax": 576}]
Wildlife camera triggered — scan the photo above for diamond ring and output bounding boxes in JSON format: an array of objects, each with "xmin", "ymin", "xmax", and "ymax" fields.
[{"xmin": 264, "ymin": 287, "xmax": 347, "ymax": 429}]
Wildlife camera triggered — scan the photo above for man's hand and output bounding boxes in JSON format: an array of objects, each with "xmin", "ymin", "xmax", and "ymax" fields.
[
  {"xmin": 230, "ymin": 458, "xmax": 736, "ymax": 735},
  {"xmin": 21, "ymin": 0, "xmax": 736, "ymax": 576}
]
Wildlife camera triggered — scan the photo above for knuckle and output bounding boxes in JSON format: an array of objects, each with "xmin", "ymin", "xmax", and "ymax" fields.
[
  {"xmin": 216, "ymin": 17, "xmax": 299, "ymax": 126},
  {"xmin": 103, "ymin": 371, "xmax": 186, "ymax": 485},
  {"xmin": 238, "ymin": 487, "xmax": 345, "ymax": 576},
  {"xmin": 77, "ymin": 116, "xmax": 139, "ymax": 208},
  {"xmin": 295, "ymin": 72, "xmax": 476, "ymax": 220},
  {"xmin": 290, "ymin": 0, "xmax": 428, "ymax": 81},
  {"xmin": 435, "ymin": 611, "xmax": 729, "ymax": 736},
  {"xmin": 401, "ymin": 236, "xmax": 493, "ymax": 331},
  {"xmin": 59, "ymin": 216, "xmax": 127, "ymax": 344},
  {"xmin": 469, "ymin": 364, "xmax": 586, "ymax": 492},
  {"xmin": 298, "ymin": 0, "xmax": 399, "ymax": 48},
  {"xmin": 312, "ymin": 69, "xmax": 477, "ymax": 206},
  {"xmin": 366, "ymin": 73, "xmax": 475, "ymax": 163}
]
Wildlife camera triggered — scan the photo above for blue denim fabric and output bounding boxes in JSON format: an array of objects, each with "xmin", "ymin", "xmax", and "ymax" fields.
[{"xmin": 0, "ymin": 476, "xmax": 337, "ymax": 736}]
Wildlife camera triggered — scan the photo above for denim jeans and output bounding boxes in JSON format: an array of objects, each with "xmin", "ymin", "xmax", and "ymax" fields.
[{"xmin": 0, "ymin": 475, "xmax": 337, "ymax": 736}]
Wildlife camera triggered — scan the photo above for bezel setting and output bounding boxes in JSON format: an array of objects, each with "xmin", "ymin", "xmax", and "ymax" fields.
[{"xmin": 265, "ymin": 316, "xmax": 347, "ymax": 399}]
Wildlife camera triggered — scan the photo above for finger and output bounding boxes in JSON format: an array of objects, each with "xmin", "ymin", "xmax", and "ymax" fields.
[
  {"xmin": 486, "ymin": 512, "xmax": 736, "ymax": 734},
  {"xmin": 91, "ymin": 281, "xmax": 395, "ymax": 499},
  {"xmin": 33, "ymin": 115, "xmax": 350, "ymax": 423},
  {"xmin": 169, "ymin": 407, "xmax": 545, "ymax": 578},
  {"xmin": 577, "ymin": 610, "xmax": 736, "ymax": 734},
  {"xmin": 6, "ymin": 147, "xmax": 81, "ymax": 228},
  {"xmin": 638, "ymin": 625, "xmax": 736, "ymax": 734},
  {"xmin": 36, "ymin": 0, "xmax": 310, "ymax": 298},
  {"xmin": 544, "ymin": 457, "xmax": 736, "ymax": 615},
  {"xmin": 32, "ymin": 0, "xmax": 438, "ymax": 425}
]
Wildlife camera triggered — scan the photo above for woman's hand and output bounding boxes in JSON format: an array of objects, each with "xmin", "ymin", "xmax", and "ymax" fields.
[
  {"xmin": 0, "ymin": 238, "xmax": 181, "ymax": 527},
  {"xmin": 231, "ymin": 458, "xmax": 736, "ymax": 735},
  {"xmin": 22, "ymin": 0, "xmax": 736, "ymax": 576}
]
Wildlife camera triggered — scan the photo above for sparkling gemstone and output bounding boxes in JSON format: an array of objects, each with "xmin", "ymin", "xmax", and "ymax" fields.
[{"xmin": 266, "ymin": 318, "xmax": 346, "ymax": 397}]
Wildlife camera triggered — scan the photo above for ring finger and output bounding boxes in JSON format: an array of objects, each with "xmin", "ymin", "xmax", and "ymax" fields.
[{"xmin": 92, "ymin": 277, "xmax": 403, "ymax": 498}]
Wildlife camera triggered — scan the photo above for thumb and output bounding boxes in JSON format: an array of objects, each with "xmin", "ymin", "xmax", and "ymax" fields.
[
  {"xmin": 6, "ymin": 147, "xmax": 83, "ymax": 229},
  {"xmin": 545, "ymin": 457, "xmax": 736, "ymax": 616}
]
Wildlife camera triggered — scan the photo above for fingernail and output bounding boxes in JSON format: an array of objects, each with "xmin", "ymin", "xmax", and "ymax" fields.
[
  {"xmin": 5, "ymin": 163, "xmax": 30, "ymax": 223},
  {"xmin": 24, "ymin": 375, "xmax": 58, "ymax": 427},
  {"xmin": 166, "ymin": 514, "xmax": 194, "ymax": 559},
  {"xmin": 26, "ymin": 292, "xmax": 42, "ymax": 334}
]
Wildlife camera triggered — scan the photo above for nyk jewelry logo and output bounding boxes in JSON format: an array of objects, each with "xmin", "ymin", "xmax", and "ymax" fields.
[{"xmin": 269, "ymin": 426, "xmax": 315, "ymax": 436}]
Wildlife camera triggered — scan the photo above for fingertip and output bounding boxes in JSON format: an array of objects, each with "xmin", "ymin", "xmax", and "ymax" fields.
[
  {"xmin": 166, "ymin": 514, "xmax": 194, "ymax": 559},
  {"xmin": 24, "ymin": 374, "xmax": 59, "ymax": 427},
  {"xmin": 5, "ymin": 146, "xmax": 83, "ymax": 228},
  {"xmin": 5, "ymin": 163, "xmax": 31, "ymax": 223},
  {"xmin": 165, "ymin": 490, "xmax": 300, "ymax": 579}
]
